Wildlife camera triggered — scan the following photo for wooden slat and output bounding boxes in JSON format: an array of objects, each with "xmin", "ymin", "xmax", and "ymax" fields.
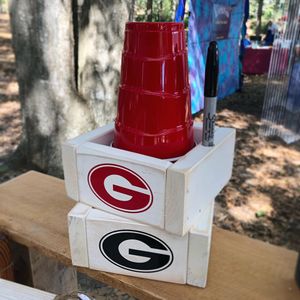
[
  {"xmin": 0, "ymin": 278, "xmax": 56, "ymax": 300},
  {"xmin": 0, "ymin": 171, "xmax": 299, "ymax": 300}
]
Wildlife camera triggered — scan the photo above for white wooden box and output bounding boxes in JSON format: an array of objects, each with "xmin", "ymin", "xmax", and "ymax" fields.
[
  {"xmin": 62, "ymin": 122, "xmax": 235, "ymax": 236},
  {"xmin": 68, "ymin": 200, "xmax": 214, "ymax": 287}
]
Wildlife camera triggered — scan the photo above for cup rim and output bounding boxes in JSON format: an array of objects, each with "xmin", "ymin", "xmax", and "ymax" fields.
[{"xmin": 126, "ymin": 22, "xmax": 184, "ymax": 31}]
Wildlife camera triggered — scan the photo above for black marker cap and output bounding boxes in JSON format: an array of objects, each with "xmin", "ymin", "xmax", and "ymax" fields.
[{"xmin": 204, "ymin": 41, "xmax": 219, "ymax": 97}]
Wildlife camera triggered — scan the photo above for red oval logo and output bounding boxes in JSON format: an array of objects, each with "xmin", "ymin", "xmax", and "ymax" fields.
[{"xmin": 88, "ymin": 164, "xmax": 153, "ymax": 213}]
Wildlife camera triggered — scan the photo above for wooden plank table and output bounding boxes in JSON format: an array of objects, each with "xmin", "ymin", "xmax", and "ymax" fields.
[{"xmin": 0, "ymin": 171, "xmax": 299, "ymax": 300}]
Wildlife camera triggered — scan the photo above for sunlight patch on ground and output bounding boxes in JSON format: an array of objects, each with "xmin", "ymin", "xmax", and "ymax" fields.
[
  {"xmin": 0, "ymin": 100, "xmax": 21, "ymax": 157},
  {"xmin": 217, "ymin": 109, "xmax": 252, "ymax": 129},
  {"xmin": 195, "ymin": 109, "xmax": 251, "ymax": 130},
  {"xmin": 256, "ymin": 145, "xmax": 300, "ymax": 165},
  {"xmin": 5, "ymin": 81, "xmax": 18, "ymax": 94},
  {"xmin": 228, "ymin": 193, "xmax": 273, "ymax": 222},
  {"xmin": 246, "ymin": 144, "xmax": 300, "ymax": 192},
  {"xmin": 0, "ymin": 13, "xmax": 21, "ymax": 157}
]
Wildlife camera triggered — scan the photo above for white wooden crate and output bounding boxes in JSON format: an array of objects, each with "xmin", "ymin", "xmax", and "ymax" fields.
[
  {"xmin": 68, "ymin": 200, "xmax": 214, "ymax": 288},
  {"xmin": 62, "ymin": 122, "xmax": 235, "ymax": 236}
]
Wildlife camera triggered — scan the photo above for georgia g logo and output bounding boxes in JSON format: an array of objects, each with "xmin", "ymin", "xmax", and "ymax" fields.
[
  {"xmin": 88, "ymin": 164, "xmax": 153, "ymax": 213},
  {"xmin": 99, "ymin": 230, "xmax": 174, "ymax": 273}
]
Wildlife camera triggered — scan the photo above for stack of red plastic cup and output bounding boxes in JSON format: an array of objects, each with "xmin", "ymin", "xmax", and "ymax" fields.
[{"xmin": 113, "ymin": 22, "xmax": 194, "ymax": 159}]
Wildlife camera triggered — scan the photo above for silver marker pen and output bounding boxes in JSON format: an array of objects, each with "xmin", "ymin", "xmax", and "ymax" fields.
[{"xmin": 202, "ymin": 41, "xmax": 219, "ymax": 147}]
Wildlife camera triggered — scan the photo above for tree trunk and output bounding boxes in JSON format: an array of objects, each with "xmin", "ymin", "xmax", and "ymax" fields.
[
  {"xmin": 256, "ymin": 0, "xmax": 264, "ymax": 36},
  {"xmin": 158, "ymin": 0, "xmax": 163, "ymax": 21},
  {"xmin": 171, "ymin": 0, "xmax": 177, "ymax": 21},
  {"xmin": 129, "ymin": 0, "xmax": 135, "ymax": 21},
  {"xmin": 9, "ymin": 0, "xmax": 130, "ymax": 177},
  {"xmin": 77, "ymin": 0, "xmax": 130, "ymax": 126},
  {"xmin": 146, "ymin": 0, "xmax": 153, "ymax": 22}
]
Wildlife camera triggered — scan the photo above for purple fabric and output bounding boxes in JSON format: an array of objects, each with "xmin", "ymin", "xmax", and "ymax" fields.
[
  {"xmin": 175, "ymin": 0, "xmax": 186, "ymax": 22},
  {"xmin": 188, "ymin": 0, "xmax": 244, "ymax": 113}
]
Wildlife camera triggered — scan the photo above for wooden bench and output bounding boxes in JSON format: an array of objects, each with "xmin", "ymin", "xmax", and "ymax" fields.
[{"xmin": 0, "ymin": 171, "xmax": 299, "ymax": 299}]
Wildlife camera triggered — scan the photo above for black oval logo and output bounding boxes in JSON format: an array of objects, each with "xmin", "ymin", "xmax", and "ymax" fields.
[{"xmin": 99, "ymin": 230, "xmax": 173, "ymax": 273}]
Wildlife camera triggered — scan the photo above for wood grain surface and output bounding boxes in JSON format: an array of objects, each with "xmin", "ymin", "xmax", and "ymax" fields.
[{"xmin": 0, "ymin": 171, "xmax": 299, "ymax": 300}]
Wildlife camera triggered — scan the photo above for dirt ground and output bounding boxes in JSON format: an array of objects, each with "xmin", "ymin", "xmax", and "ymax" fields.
[
  {"xmin": 0, "ymin": 12, "xmax": 299, "ymax": 256},
  {"xmin": 0, "ymin": 14, "xmax": 20, "ymax": 157},
  {"xmin": 202, "ymin": 76, "xmax": 300, "ymax": 252},
  {"xmin": 0, "ymin": 13, "xmax": 24, "ymax": 180}
]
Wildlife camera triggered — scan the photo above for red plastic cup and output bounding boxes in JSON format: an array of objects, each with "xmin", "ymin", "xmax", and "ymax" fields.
[{"xmin": 113, "ymin": 22, "xmax": 194, "ymax": 159}]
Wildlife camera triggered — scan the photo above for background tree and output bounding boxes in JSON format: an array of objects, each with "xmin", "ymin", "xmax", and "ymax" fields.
[
  {"xmin": 9, "ymin": 0, "xmax": 131, "ymax": 177},
  {"xmin": 250, "ymin": 0, "xmax": 285, "ymax": 36},
  {"xmin": 136, "ymin": 0, "xmax": 174, "ymax": 22},
  {"xmin": 256, "ymin": 0, "xmax": 264, "ymax": 35},
  {"xmin": 146, "ymin": 0, "xmax": 153, "ymax": 21}
]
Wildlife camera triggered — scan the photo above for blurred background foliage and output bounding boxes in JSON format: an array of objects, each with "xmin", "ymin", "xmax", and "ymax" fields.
[
  {"xmin": 1, "ymin": 0, "xmax": 286, "ymax": 36},
  {"xmin": 135, "ymin": 0, "xmax": 175, "ymax": 22},
  {"xmin": 0, "ymin": 0, "xmax": 8, "ymax": 13},
  {"xmin": 133, "ymin": 0, "xmax": 285, "ymax": 36},
  {"xmin": 249, "ymin": 0, "xmax": 286, "ymax": 35}
]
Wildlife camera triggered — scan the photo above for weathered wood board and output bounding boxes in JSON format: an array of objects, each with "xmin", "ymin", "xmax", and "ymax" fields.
[
  {"xmin": 68, "ymin": 201, "xmax": 214, "ymax": 287},
  {"xmin": 62, "ymin": 122, "xmax": 235, "ymax": 236},
  {"xmin": 0, "ymin": 171, "xmax": 299, "ymax": 300}
]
